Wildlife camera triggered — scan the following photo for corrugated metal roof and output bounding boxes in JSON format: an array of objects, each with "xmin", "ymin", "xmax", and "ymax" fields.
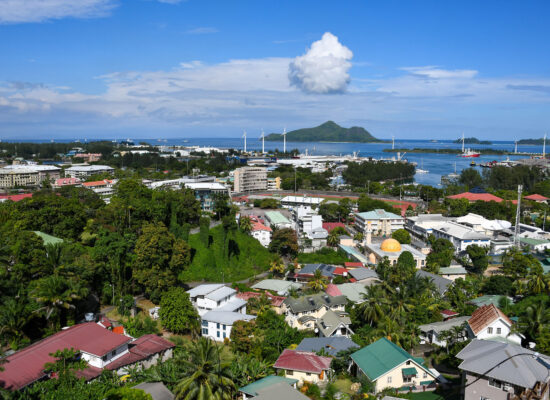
[
  {"xmin": 296, "ymin": 337, "xmax": 359, "ymax": 357},
  {"xmin": 273, "ymin": 349, "xmax": 332, "ymax": 373},
  {"xmin": 201, "ymin": 311, "xmax": 255, "ymax": 325},
  {"xmin": 239, "ymin": 375, "xmax": 298, "ymax": 396}
]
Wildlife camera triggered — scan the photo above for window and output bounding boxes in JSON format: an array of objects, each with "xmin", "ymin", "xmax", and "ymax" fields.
[
  {"xmin": 202, "ymin": 320, "xmax": 208, "ymax": 327},
  {"xmin": 111, "ymin": 350, "xmax": 116, "ymax": 357},
  {"xmin": 423, "ymin": 373, "xmax": 428, "ymax": 379},
  {"xmin": 287, "ymin": 370, "xmax": 293, "ymax": 375},
  {"xmin": 404, "ymin": 377, "xmax": 412, "ymax": 383},
  {"xmin": 387, "ymin": 376, "xmax": 392, "ymax": 384},
  {"xmin": 217, "ymin": 323, "xmax": 220, "ymax": 329},
  {"xmin": 480, "ymin": 397, "xmax": 491, "ymax": 400},
  {"xmin": 406, "ymin": 361, "xmax": 411, "ymax": 365},
  {"xmin": 487, "ymin": 327, "xmax": 493, "ymax": 334},
  {"xmin": 223, "ymin": 324, "xmax": 226, "ymax": 331},
  {"xmin": 497, "ymin": 328, "xmax": 501, "ymax": 335},
  {"xmin": 202, "ymin": 328, "xmax": 208, "ymax": 335},
  {"xmin": 223, "ymin": 332, "xmax": 226, "ymax": 339},
  {"xmin": 306, "ymin": 373, "xmax": 311, "ymax": 377},
  {"xmin": 217, "ymin": 331, "xmax": 220, "ymax": 338},
  {"xmin": 489, "ymin": 379, "xmax": 502, "ymax": 389}
]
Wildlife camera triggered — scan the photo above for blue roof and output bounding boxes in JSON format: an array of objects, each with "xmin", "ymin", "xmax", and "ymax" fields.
[
  {"xmin": 296, "ymin": 337, "xmax": 359, "ymax": 357},
  {"xmin": 300, "ymin": 263, "xmax": 335, "ymax": 278}
]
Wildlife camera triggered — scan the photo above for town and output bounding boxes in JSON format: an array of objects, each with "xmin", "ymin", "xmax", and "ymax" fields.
[{"xmin": 1, "ymin": 139, "xmax": 550, "ymax": 400}]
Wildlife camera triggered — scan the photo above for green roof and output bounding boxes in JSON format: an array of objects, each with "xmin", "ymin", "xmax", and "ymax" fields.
[
  {"xmin": 239, "ymin": 375, "xmax": 298, "ymax": 396},
  {"xmin": 402, "ymin": 367, "xmax": 418, "ymax": 376},
  {"xmin": 33, "ymin": 231, "xmax": 63, "ymax": 246},
  {"xmin": 519, "ymin": 237, "xmax": 550, "ymax": 246},
  {"xmin": 350, "ymin": 338, "xmax": 422, "ymax": 381},
  {"xmin": 469, "ymin": 295, "xmax": 513, "ymax": 308},
  {"xmin": 420, "ymin": 380, "xmax": 435, "ymax": 385},
  {"xmin": 264, "ymin": 211, "xmax": 291, "ymax": 225}
]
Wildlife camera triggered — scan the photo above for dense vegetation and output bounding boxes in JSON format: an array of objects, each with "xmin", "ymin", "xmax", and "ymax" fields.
[
  {"xmin": 265, "ymin": 121, "xmax": 381, "ymax": 143},
  {"xmin": 269, "ymin": 165, "xmax": 332, "ymax": 190},
  {"xmin": 452, "ymin": 137, "xmax": 492, "ymax": 145},
  {"xmin": 342, "ymin": 161, "xmax": 415, "ymax": 187}
]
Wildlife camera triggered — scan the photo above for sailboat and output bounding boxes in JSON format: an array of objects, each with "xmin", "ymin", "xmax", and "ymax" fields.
[
  {"xmin": 448, "ymin": 162, "xmax": 460, "ymax": 179},
  {"xmin": 416, "ymin": 159, "xmax": 429, "ymax": 174}
]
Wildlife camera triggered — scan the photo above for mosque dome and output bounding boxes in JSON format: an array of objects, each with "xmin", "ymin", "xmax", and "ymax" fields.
[{"xmin": 380, "ymin": 238, "xmax": 402, "ymax": 252}]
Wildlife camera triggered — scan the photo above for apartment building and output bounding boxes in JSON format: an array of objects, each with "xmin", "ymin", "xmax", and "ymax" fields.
[
  {"xmin": 354, "ymin": 209, "xmax": 404, "ymax": 236},
  {"xmin": 0, "ymin": 168, "xmax": 39, "ymax": 188},
  {"xmin": 233, "ymin": 167, "xmax": 267, "ymax": 193},
  {"xmin": 65, "ymin": 165, "xmax": 114, "ymax": 178}
]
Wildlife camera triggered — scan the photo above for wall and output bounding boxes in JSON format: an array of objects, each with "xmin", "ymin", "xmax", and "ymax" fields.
[
  {"xmin": 282, "ymin": 369, "xmax": 325, "ymax": 384},
  {"xmin": 82, "ymin": 343, "xmax": 129, "ymax": 369},
  {"xmin": 463, "ymin": 372, "xmax": 512, "ymax": 400}
]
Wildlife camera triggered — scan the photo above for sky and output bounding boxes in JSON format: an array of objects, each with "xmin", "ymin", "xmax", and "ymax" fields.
[{"xmin": 0, "ymin": 0, "xmax": 549, "ymax": 140}]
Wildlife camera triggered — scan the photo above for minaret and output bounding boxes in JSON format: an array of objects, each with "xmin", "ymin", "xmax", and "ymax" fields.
[
  {"xmin": 260, "ymin": 129, "xmax": 265, "ymax": 154},
  {"xmin": 543, "ymin": 133, "xmax": 547, "ymax": 158},
  {"xmin": 392, "ymin": 135, "xmax": 395, "ymax": 150},
  {"xmin": 462, "ymin": 132, "xmax": 465, "ymax": 153},
  {"xmin": 282, "ymin": 127, "xmax": 287, "ymax": 153},
  {"xmin": 515, "ymin": 140, "xmax": 518, "ymax": 154},
  {"xmin": 242, "ymin": 130, "xmax": 247, "ymax": 153}
]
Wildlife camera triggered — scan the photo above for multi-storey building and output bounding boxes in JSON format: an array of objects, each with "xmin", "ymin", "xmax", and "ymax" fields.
[
  {"xmin": 354, "ymin": 209, "xmax": 404, "ymax": 236},
  {"xmin": 65, "ymin": 165, "xmax": 114, "ymax": 179},
  {"xmin": 0, "ymin": 168, "xmax": 39, "ymax": 188},
  {"xmin": 233, "ymin": 167, "xmax": 267, "ymax": 193}
]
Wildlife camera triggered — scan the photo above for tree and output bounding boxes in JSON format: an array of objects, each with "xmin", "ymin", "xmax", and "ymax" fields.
[
  {"xmin": 466, "ymin": 244, "xmax": 489, "ymax": 274},
  {"xmin": 482, "ymin": 275, "xmax": 514, "ymax": 295},
  {"xmin": 308, "ymin": 270, "xmax": 328, "ymax": 292},
  {"xmin": 230, "ymin": 320, "xmax": 256, "ymax": 353},
  {"xmin": 459, "ymin": 168, "xmax": 483, "ymax": 189},
  {"xmin": 269, "ymin": 258, "xmax": 286, "ymax": 277},
  {"xmin": 133, "ymin": 222, "xmax": 191, "ymax": 302},
  {"xmin": 239, "ymin": 216, "xmax": 252, "ymax": 233},
  {"xmin": 199, "ymin": 217, "xmax": 210, "ymax": 247},
  {"xmin": 44, "ymin": 348, "xmax": 87, "ymax": 385},
  {"xmin": 159, "ymin": 288, "xmax": 199, "ymax": 335},
  {"xmin": 173, "ymin": 338, "xmax": 236, "ymax": 400},
  {"xmin": 105, "ymin": 387, "xmax": 152, "ymax": 400},
  {"xmin": 502, "ymin": 249, "xmax": 540, "ymax": 280},
  {"xmin": 396, "ymin": 251, "xmax": 416, "ymax": 281},
  {"xmin": 426, "ymin": 237, "xmax": 454, "ymax": 273},
  {"xmin": 269, "ymin": 228, "xmax": 298, "ymax": 258},
  {"xmin": 327, "ymin": 231, "xmax": 340, "ymax": 247},
  {"xmin": 391, "ymin": 229, "xmax": 411, "ymax": 244}
]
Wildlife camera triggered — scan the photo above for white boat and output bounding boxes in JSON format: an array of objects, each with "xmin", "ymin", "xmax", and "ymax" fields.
[{"xmin": 416, "ymin": 159, "xmax": 429, "ymax": 174}]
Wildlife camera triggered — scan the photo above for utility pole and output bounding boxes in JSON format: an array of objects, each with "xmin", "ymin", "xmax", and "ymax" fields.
[
  {"xmin": 514, "ymin": 184, "xmax": 523, "ymax": 247},
  {"xmin": 283, "ymin": 127, "xmax": 287, "ymax": 154},
  {"xmin": 392, "ymin": 135, "xmax": 395, "ymax": 150},
  {"xmin": 543, "ymin": 133, "xmax": 547, "ymax": 158}
]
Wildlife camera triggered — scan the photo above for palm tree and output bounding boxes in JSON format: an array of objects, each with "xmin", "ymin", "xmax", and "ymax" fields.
[
  {"xmin": 44, "ymin": 243, "xmax": 63, "ymax": 273},
  {"xmin": 527, "ymin": 273, "xmax": 547, "ymax": 295},
  {"xmin": 174, "ymin": 338, "xmax": 236, "ymax": 400},
  {"xmin": 269, "ymin": 258, "xmax": 286, "ymax": 277},
  {"xmin": 353, "ymin": 232, "xmax": 364, "ymax": 242},
  {"xmin": 239, "ymin": 216, "xmax": 252, "ymax": 233},
  {"xmin": 523, "ymin": 301, "xmax": 550, "ymax": 340},
  {"xmin": 0, "ymin": 298, "xmax": 32, "ymax": 348},
  {"xmin": 307, "ymin": 270, "xmax": 328, "ymax": 292},
  {"xmin": 327, "ymin": 231, "xmax": 340, "ymax": 247},
  {"xmin": 358, "ymin": 286, "xmax": 389, "ymax": 326}
]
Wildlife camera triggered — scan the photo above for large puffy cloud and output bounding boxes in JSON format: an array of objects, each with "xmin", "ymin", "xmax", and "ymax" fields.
[
  {"xmin": 289, "ymin": 32, "xmax": 353, "ymax": 94},
  {"xmin": 0, "ymin": 0, "xmax": 116, "ymax": 24}
]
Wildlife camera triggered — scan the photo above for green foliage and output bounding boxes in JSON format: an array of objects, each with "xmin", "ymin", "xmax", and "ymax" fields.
[
  {"xmin": 159, "ymin": 288, "xmax": 198, "ymax": 334},
  {"xmin": 482, "ymin": 275, "xmax": 514, "ymax": 296},
  {"xmin": 466, "ymin": 245, "xmax": 489, "ymax": 275},
  {"xmin": 318, "ymin": 199, "xmax": 354, "ymax": 222},
  {"xmin": 356, "ymin": 195, "xmax": 396, "ymax": 214},
  {"xmin": 269, "ymin": 228, "xmax": 299, "ymax": 258},
  {"xmin": 426, "ymin": 237, "xmax": 454, "ymax": 273},
  {"xmin": 265, "ymin": 121, "xmax": 379, "ymax": 142},
  {"xmin": 297, "ymin": 248, "xmax": 350, "ymax": 265},
  {"xmin": 105, "ymin": 387, "xmax": 152, "ymax": 400},
  {"xmin": 123, "ymin": 315, "xmax": 159, "ymax": 337},
  {"xmin": 117, "ymin": 295, "xmax": 135, "ymax": 317},
  {"xmin": 270, "ymin": 164, "xmax": 332, "ymax": 191},
  {"xmin": 344, "ymin": 163, "xmax": 415, "ymax": 188},
  {"xmin": 502, "ymin": 249, "xmax": 541, "ymax": 279},
  {"xmin": 181, "ymin": 225, "xmax": 275, "ymax": 282},
  {"xmin": 484, "ymin": 165, "xmax": 547, "ymax": 192},
  {"xmin": 392, "ymin": 229, "xmax": 411, "ymax": 244},
  {"xmin": 459, "ymin": 168, "xmax": 483, "ymax": 189},
  {"xmin": 253, "ymin": 197, "xmax": 279, "ymax": 209}
]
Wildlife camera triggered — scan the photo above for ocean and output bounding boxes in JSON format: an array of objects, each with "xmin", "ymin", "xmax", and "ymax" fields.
[{"xmin": 3, "ymin": 137, "xmax": 545, "ymax": 187}]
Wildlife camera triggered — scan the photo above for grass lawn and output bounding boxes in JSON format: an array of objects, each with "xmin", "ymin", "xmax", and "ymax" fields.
[
  {"xmin": 180, "ymin": 225, "xmax": 276, "ymax": 282},
  {"xmin": 333, "ymin": 378, "xmax": 354, "ymax": 395},
  {"xmin": 405, "ymin": 389, "xmax": 460, "ymax": 400}
]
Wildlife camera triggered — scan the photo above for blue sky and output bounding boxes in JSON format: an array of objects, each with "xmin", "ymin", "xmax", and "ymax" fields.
[{"xmin": 0, "ymin": 0, "xmax": 549, "ymax": 140}]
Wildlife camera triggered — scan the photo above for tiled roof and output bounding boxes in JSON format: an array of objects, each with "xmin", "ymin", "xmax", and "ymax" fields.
[
  {"xmin": 0, "ymin": 323, "xmax": 132, "ymax": 390},
  {"xmin": 0, "ymin": 193, "xmax": 33, "ymax": 202},
  {"xmin": 325, "ymin": 284, "xmax": 342, "ymax": 297},
  {"xmin": 273, "ymin": 349, "xmax": 332, "ymax": 373},
  {"xmin": 524, "ymin": 194, "xmax": 549, "ymax": 201},
  {"xmin": 252, "ymin": 221, "xmax": 272, "ymax": 232},
  {"xmin": 104, "ymin": 334, "xmax": 174, "ymax": 371},
  {"xmin": 322, "ymin": 222, "xmax": 346, "ymax": 232},
  {"xmin": 447, "ymin": 192, "xmax": 504, "ymax": 203},
  {"xmin": 236, "ymin": 291, "xmax": 286, "ymax": 307},
  {"xmin": 54, "ymin": 178, "xmax": 81, "ymax": 186},
  {"xmin": 468, "ymin": 304, "xmax": 513, "ymax": 335},
  {"xmin": 344, "ymin": 262, "xmax": 364, "ymax": 268},
  {"xmin": 82, "ymin": 179, "xmax": 114, "ymax": 187}
]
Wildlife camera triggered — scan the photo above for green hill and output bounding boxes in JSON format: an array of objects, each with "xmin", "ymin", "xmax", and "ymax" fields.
[
  {"xmin": 265, "ymin": 121, "xmax": 381, "ymax": 143},
  {"xmin": 518, "ymin": 138, "xmax": 546, "ymax": 145},
  {"xmin": 453, "ymin": 137, "xmax": 492, "ymax": 145}
]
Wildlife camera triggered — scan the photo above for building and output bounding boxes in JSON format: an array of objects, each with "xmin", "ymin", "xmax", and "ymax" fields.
[
  {"xmin": 239, "ymin": 376, "xmax": 299, "ymax": 400},
  {"xmin": 524, "ymin": 193, "xmax": 549, "ymax": 203},
  {"xmin": 186, "ymin": 284, "xmax": 255, "ymax": 342},
  {"xmin": 314, "ymin": 309, "xmax": 353, "ymax": 337},
  {"xmin": 236, "ymin": 291, "xmax": 286, "ymax": 314},
  {"xmin": 365, "ymin": 238, "xmax": 427, "ymax": 269},
  {"xmin": 273, "ymin": 349, "xmax": 332, "ymax": 384},
  {"xmin": 457, "ymin": 339, "xmax": 550, "ymax": 400},
  {"xmin": 0, "ymin": 322, "xmax": 174, "ymax": 391},
  {"xmin": 416, "ymin": 270, "xmax": 453, "ymax": 296},
  {"xmin": 53, "ymin": 177, "xmax": 81, "ymax": 188},
  {"xmin": 251, "ymin": 279, "xmax": 303, "ymax": 296},
  {"xmin": 431, "ymin": 222, "xmax": 491, "ymax": 253},
  {"xmin": 354, "ymin": 209, "xmax": 404, "ymax": 236},
  {"xmin": 347, "ymin": 268, "xmax": 380, "ymax": 286},
  {"xmin": 133, "ymin": 382, "xmax": 174, "ymax": 400},
  {"xmin": 184, "ymin": 182, "xmax": 230, "ymax": 212},
  {"xmin": 418, "ymin": 316, "xmax": 471, "ymax": 347},
  {"xmin": 0, "ymin": 168, "xmax": 39, "ymax": 188},
  {"xmin": 466, "ymin": 304, "xmax": 522, "ymax": 345},
  {"xmin": 250, "ymin": 220, "xmax": 272, "ymax": 247},
  {"xmin": 65, "ymin": 165, "xmax": 114, "ymax": 178},
  {"xmin": 242, "ymin": 381, "xmax": 309, "ymax": 400},
  {"xmin": 405, "ymin": 214, "xmax": 454, "ymax": 239},
  {"xmin": 233, "ymin": 167, "xmax": 267, "ymax": 193},
  {"xmin": 351, "ymin": 338, "xmax": 438, "ymax": 393},
  {"xmin": 438, "ymin": 266, "xmax": 468, "ymax": 281},
  {"xmin": 264, "ymin": 211, "xmax": 293, "ymax": 229},
  {"xmin": 267, "ymin": 176, "xmax": 281, "ymax": 191},
  {"xmin": 82, "ymin": 179, "xmax": 115, "ymax": 189},
  {"xmin": 456, "ymin": 213, "xmax": 511, "ymax": 237},
  {"xmin": 519, "ymin": 237, "xmax": 550, "ymax": 253},
  {"xmin": 74, "ymin": 153, "xmax": 102, "ymax": 163},
  {"xmin": 326, "ymin": 283, "xmax": 368, "ymax": 303},
  {"xmin": 281, "ymin": 293, "xmax": 347, "ymax": 331},
  {"xmin": 2, "ymin": 164, "xmax": 61, "ymax": 185},
  {"xmin": 280, "ymin": 195, "xmax": 324, "ymax": 209},
  {"xmin": 296, "ymin": 337, "xmax": 359, "ymax": 357},
  {"xmin": 447, "ymin": 191, "xmax": 504, "ymax": 203}
]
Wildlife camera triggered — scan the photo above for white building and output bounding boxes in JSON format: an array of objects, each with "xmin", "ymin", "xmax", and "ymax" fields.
[
  {"xmin": 419, "ymin": 316, "xmax": 471, "ymax": 347},
  {"xmin": 354, "ymin": 209, "xmax": 404, "ymax": 236},
  {"xmin": 456, "ymin": 213, "xmax": 511, "ymax": 237},
  {"xmin": 233, "ymin": 167, "xmax": 267, "ymax": 193},
  {"xmin": 280, "ymin": 196, "xmax": 324, "ymax": 209},
  {"xmin": 406, "ymin": 214, "xmax": 453, "ymax": 239},
  {"xmin": 187, "ymin": 284, "xmax": 255, "ymax": 342},
  {"xmin": 65, "ymin": 165, "xmax": 114, "ymax": 178},
  {"xmin": 264, "ymin": 211, "xmax": 293, "ymax": 229},
  {"xmin": 466, "ymin": 304, "xmax": 522, "ymax": 345},
  {"xmin": 2, "ymin": 164, "xmax": 61, "ymax": 183},
  {"xmin": 251, "ymin": 221, "xmax": 272, "ymax": 247},
  {"xmin": 431, "ymin": 222, "xmax": 491, "ymax": 253}
]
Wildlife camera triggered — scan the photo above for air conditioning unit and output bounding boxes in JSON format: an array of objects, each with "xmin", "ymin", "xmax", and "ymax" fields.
[{"xmin": 502, "ymin": 384, "xmax": 512, "ymax": 392}]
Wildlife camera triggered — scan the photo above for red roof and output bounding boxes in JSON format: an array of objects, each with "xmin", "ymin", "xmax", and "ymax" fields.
[
  {"xmin": 54, "ymin": 177, "xmax": 81, "ymax": 186},
  {"xmin": 112, "ymin": 326, "xmax": 125, "ymax": 335},
  {"xmin": 325, "ymin": 284, "xmax": 342, "ymax": 297},
  {"xmin": 104, "ymin": 334, "xmax": 174, "ymax": 371},
  {"xmin": 0, "ymin": 193, "xmax": 33, "ymax": 202},
  {"xmin": 322, "ymin": 222, "xmax": 346, "ymax": 233},
  {"xmin": 468, "ymin": 304, "xmax": 513, "ymax": 335},
  {"xmin": 274, "ymin": 349, "xmax": 332, "ymax": 373},
  {"xmin": 447, "ymin": 192, "xmax": 503, "ymax": 203},
  {"xmin": 332, "ymin": 267, "xmax": 349, "ymax": 276},
  {"xmin": 344, "ymin": 262, "xmax": 363, "ymax": 268},
  {"xmin": 441, "ymin": 309, "xmax": 458, "ymax": 317},
  {"xmin": 82, "ymin": 179, "xmax": 113, "ymax": 188},
  {"xmin": 525, "ymin": 194, "xmax": 549, "ymax": 201},
  {"xmin": 236, "ymin": 291, "xmax": 286, "ymax": 307},
  {"xmin": 252, "ymin": 221, "xmax": 272, "ymax": 232},
  {"xmin": 0, "ymin": 323, "xmax": 131, "ymax": 390}
]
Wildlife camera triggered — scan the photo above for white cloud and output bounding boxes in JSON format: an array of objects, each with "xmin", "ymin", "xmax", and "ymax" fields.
[
  {"xmin": 289, "ymin": 32, "xmax": 353, "ymax": 94},
  {"xmin": 185, "ymin": 27, "xmax": 219, "ymax": 35},
  {"xmin": 0, "ymin": 0, "xmax": 116, "ymax": 24},
  {"xmin": 401, "ymin": 66, "xmax": 478, "ymax": 79}
]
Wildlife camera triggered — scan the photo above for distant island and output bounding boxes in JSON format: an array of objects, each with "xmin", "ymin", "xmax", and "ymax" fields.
[
  {"xmin": 518, "ymin": 138, "xmax": 546, "ymax": 145},
  {"xmin": 453, "ymin": 137, "xmax": 492, "ymax": 145},
  {"xmin": 265, "ymin": 121, "xmax": 382, "ymax": 143}
]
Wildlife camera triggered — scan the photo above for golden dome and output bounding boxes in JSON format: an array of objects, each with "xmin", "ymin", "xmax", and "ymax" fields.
[{"xmin": 380, "ymin": 238, "xmax": 402, "ymax": 252}]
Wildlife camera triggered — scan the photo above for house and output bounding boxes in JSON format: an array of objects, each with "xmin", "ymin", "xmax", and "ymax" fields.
[
  {"xmin": 519, "ymin": 237, "xmax": 550, "ymax": 253},
  {"xmin": 326, "ymin": 283, "xmax": 368, "ymax": 303},
  {"xmin": 338, "ymin": 244, "xmax": 372, "ymax": 265},
  {"xmin": 239, "ymin": 376, "xmax": 298, "ymax": 400},
  {"xmin": 314, "ymin": 309, "xmax": 353, "ymax": 337},
  {"xmin": 133, "ymin": 382, "xmax": 174, "ymax": 400},
  {"xmin": 184, "ymin": 182, "xmax": 230, "ymax": 212},
  {"xmin": 431, "ymin": 221, "xmax": 491, "ymax": 253},
  {"xmin": 418, "ymin": 316, "xmax": 471, "ymax": 347},
  {"xmin": 457, "ymin": 339, "xmax": 550, "ymax": 400},
  {"xmin": 200, "ymin": 311, "xmax": 255, "ymax": 342},
  {"xmin": 416, "ymin": 270, "xmax": 453, "ymax": 296},
  {"xmin": 456, "ymin": 213, "xmax": 511, "ymax": 237},
  {"xmin": 447, "ymin": 191, "xmax": 504, "ymax": 203},
  {"xmin": 0, "ymin": 322, "xmax": 174, "ymax": 391},
  {"xmin": 351, "ymin": 338, "xmax": 438, "ymax": 393},
  {"xmin": 296, "ymin": 337, "xmax": 359, "ymax": 357},
  {"xmin": 273, "ymin": 349, "xmax": 332, "ymax": 384},
  {"xmin": 348, "ymin": 268, "xmax": 380, "ymax": 286},
  {"xmin": 236, "ymin": 291, "xmax": 286, "ymax": 314},
  {"xmin": 264, "ymin": 211, "xmax": 293, "ymax": 229},
  {"xmin": 281, "ymin": 293, "xmax": 347, "ymax": 330},
  {"xmin": 293, "ymin": 263, "xmax": 336, "ymax": 282},
  {"xmin": 280, "ymin": 195, "xmax": 323, "ymax": 209},
  {"xmin": 243, "ymin": 381, "xmax": 310, "ymax": 400},
  {"xmin": 365, "ymin": 238, "xmax": 427, "ymax": 269},
  {"xmin": 469, "ymin": 295, "xmax": 513, "ymax": 309},
  {"xmin": 53, "ymin": 177, "xmax": 81, "ymax": 188},
  {"xmin": 251, "ymin": 279, "xmax": 303, "ymax": 296},
  {"xmin": 405, "ymin": 214, "xmax": 453, "ymax": 239},
  {"xmin": 438, "ymin": 266, "xmax": 468, "ymax": 281},
  {"xmin": 524, "ymin": 193, "xmax": 549, "ymax": 203},
  {"xmin": 466, "ymin": 304, "xmax": 522, "ymax": 345},
  {"xmin": 250, "ymin": 221, "xmax": 272, "ymax": 247},
  {"xmin": 354, "ymin": 209, "xmax": 405, "ymax": 236},
  {"xmin": 323, "ymin": 222, "xmax": 346, "ymax": 233}
]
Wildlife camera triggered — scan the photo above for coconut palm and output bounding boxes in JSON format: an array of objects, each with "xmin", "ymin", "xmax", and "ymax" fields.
[
  {"xmin": 327, "ymin": 232, "xmax": 340, "ymax": 247},
  {"xmin": 523, "ymin": 301, "xmax": 550, "ymax": 340},
  {"xmin": 269, "ymin": 258, "xmax": 286, "ymax": 277},
  {"xmin": 239, "ymin": 216, "xmax": 252, "ymax": 233},
  {"xmin": 358, "ymin": 286, "xmax": 389, "ymax": 326},
  {"xmin": 0, "ymin": 297, "xmax": 33, "ymax": 348},
  {"xmin": 527, "ymin": 273, "xmax": 547, "ymax": 295},
  {"xmin": 173, "ymin": 338, "xmax": 236, "ymax": 400},
  {"xmin": 307, "ymin": 270, "xmax": 328, "ymax": 292}
]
